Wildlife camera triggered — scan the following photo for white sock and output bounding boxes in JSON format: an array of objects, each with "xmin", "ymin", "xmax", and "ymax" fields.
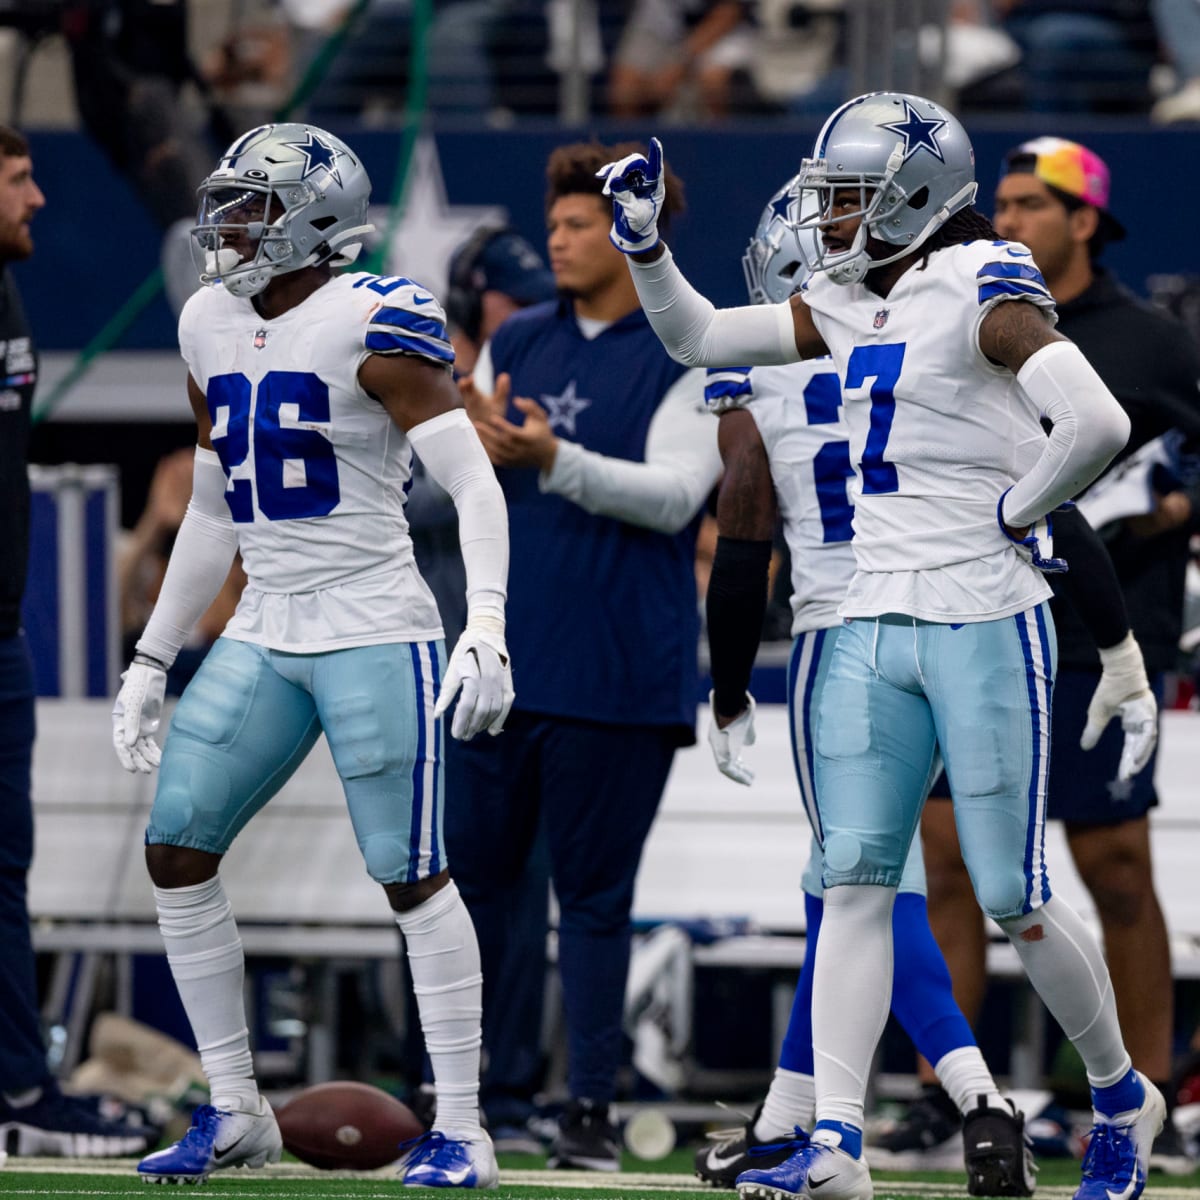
[
  {"xmin": 935, "ymin": 1046, "xmax": 1004, "ymax": 1115},
  {"xmin": 755, "ymin": 1068, "xmax": 816, "ymax": 1140},
  {"xmin": 812, "ymin": 884, "xmax": 896, "ymax": 1132},
  {"xmin": 997, "ymin": 894, "xmax": 1131, "ymax": 1084},
  {"xmin": 154, "ymin": 878, "xmax": 259, "ymax": 1113},
  {"xmin": 395, "ymin": 881, "xmax": 483, "ymax": 1138}
]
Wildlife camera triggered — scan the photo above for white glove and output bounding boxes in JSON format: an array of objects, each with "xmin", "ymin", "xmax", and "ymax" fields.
[
  {"xmin": 112, "ymin": 657, "xmax": 168, "ymax": 773},
  {"xmin": 1080, "ymin": 632, "xmax": 1158, "ymax": 782},
  {"xmin": 434, "ymin": 616, "xmax": 515, "ymax": 740},
  {"xmin": 596, "ymin": 136, "xmax": 666, "ymax": 255},
  {"xmin": 707, "ymin": 691, "xmax": 756, "ymax": 786}
]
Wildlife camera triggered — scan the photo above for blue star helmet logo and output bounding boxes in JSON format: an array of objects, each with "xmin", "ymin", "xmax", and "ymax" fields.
[
  {"xmin": 283, "ymin": 130, "xmax": 344, "ymax": 187},
  {"xmin": 769, "ymin": 191, "xmax": 792, "ymax": 221},
  {"xmin": 880, "ymin": 99, "xmax": 947, "ymax": 163}
]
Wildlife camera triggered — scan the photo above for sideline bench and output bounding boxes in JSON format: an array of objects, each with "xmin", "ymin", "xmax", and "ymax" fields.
[{"xmin": 28, "ymin": 702, "xmax": 1200, "ymax": 1087}]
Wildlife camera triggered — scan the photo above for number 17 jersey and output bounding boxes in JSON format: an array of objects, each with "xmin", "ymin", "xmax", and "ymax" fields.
[
  {"xmin": 799, "ymin": 238, "xmax": 1059, "ymax": 624},
  {"xmin": 178, "ymin": 271, "xmax": 448, "ymax": 651}
]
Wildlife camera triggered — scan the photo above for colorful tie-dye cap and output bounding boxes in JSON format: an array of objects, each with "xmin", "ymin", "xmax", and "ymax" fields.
[{"xmin": 1001, "ymin": 136, "xmax": 1126, "ymax": 240}]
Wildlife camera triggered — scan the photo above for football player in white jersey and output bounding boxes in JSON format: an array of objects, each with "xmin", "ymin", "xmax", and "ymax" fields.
[
  {"xmin": 598, "ymin": 93, "xmax": 1164, "ymax": 1200},
  {"xmin": 696, "ymin": 182, "xmax": 1033, "ymax": 1197},
  {"xmin": 109, "ymin": 123, "xmax": 511, "ymax": 1189}
]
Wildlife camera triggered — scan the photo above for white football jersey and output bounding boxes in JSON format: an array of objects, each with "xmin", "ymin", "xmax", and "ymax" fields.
[
  {"xmin": 800, "ymin": 239, "xmax": 1059, "ymax": 623},
  {"xmin": 705, "ymin": 361, "xmax": 855, "ymax": 634},
  {"xmin": 178, "ymin": 271, "xmax": 449, "ymax": 650}
]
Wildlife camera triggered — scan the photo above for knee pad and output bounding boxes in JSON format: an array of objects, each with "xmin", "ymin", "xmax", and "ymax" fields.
[
  {"xmin": 360, "ymin": 832, "xmax": 413, "ymax": 885},
  {"xmin": 973, "ymin": 870, "xmax": 1033, "ymax": 923},
  {"xmin": 148, "ymin": 748, "xmax": 234, "ymax": 850}
]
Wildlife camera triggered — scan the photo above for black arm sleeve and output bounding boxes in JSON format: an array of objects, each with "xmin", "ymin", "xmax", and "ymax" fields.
[
  {"xmin": 1051, "ymin": 505, "xmax": 1130, "ymax": 650},
  {"xmin": 706, "ymin": 536, "xmax": 772, "ymax": 717}
]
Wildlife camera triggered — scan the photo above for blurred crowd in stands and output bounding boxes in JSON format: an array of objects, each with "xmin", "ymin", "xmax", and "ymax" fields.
[{"xmin": 3, "ymin": 0, "xmax": 1200, "ymax": 139}]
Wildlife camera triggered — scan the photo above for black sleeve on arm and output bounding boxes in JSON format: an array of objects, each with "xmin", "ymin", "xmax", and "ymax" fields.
[
  {"xmin": 707, "ymin": 537, "xmax": 772, "ymax": 717},
  {"xmin": 1051, "ymin": 505, "xmax": 1130, "ymax": 650}
]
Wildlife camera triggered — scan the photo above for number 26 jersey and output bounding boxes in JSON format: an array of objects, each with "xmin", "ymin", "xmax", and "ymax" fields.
[{"xmin": 178, "ymin": 271, "xmax": 449, "ymax": 651}]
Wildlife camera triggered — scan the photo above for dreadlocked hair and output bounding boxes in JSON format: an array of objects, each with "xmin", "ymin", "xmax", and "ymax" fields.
[{"xmin": 916, "ymin": 207, "xmax": 999, "ymax": 270}]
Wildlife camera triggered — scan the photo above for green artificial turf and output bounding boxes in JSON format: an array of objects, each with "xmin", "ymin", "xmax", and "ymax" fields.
[{"xmin": 2, "ymin": 1155, "xmax": 1200, "ymax": 1199}]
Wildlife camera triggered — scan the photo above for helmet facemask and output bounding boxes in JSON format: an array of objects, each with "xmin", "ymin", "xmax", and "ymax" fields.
[
  {"xmin": 191, "ymin": 123, "xmax": 375, "ymax": 298},
  {"xmin": 789, "ymin": 92, "xmax": 979, "ymax": 287}
]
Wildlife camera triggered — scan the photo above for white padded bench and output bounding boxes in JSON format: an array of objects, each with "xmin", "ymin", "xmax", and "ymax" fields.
[{"xmin": 27, "ymin": 702, "xmax": 1200, "ymax": 1085}]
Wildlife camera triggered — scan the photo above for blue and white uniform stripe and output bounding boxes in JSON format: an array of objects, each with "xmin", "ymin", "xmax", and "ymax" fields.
[
  {"xmin": 704, "ymin": 366, "xmax": 754, "ymax": 412},
  {"xmin": 367, "ymin": 303, "xmax": 455, "ymax": 364},
  {"xmin": 788, "ymin": 628, "xmax": 828, "ymax": 842},
  {"xmin": 1014, "ymin": 606, "xmax": 1054, "ymax": 912},
  {"xmin": 408, "ymin": 640, "xmax": 444, "ymax": 882},
  {"xmin": 976, "ymin": 259, "xmax": 1054, "ymax": 308}
]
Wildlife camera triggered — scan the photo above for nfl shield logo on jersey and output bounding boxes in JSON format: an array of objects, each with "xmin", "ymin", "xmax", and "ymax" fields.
[
  {"xmin": 873, "ymin": 309, "xmax": 890, "ymax": 329},
  {"xmin": 253, "ymin": 329, "xmax": 268, "ymax": 349}
]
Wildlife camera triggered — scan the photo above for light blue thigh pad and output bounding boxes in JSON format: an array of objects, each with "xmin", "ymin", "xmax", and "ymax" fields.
[
  {"xmin": 922, "ymin": 605, "xmax": 1057, "ymax": 921},
  {"xmin": 307, "ymin": 639, "xmax": 447, "ymax": 887},
  {"xmin": 790, "ymin": 626, "xmax": 928, "ymax": 897},
  {"xmin": 148, "ymin": 638, "xmax": 322, "ymax": 854},
  {"xmin": 813, "ymin": 618, "xmax": 938, "ymax": 888}
]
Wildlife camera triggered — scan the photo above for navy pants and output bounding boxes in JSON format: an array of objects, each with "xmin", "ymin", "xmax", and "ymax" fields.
[
  {"xmin": 445, "ymin": 711, "xmax": 677, "ymax": 1114},
  {"xmin": 0, "ymin": 633, "xmax": 47, "ymax": 1091}
]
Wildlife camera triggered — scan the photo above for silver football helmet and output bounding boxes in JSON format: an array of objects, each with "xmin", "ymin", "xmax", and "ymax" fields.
[
  {"xmin": 792, "ymin": 91, "xmax": 977, "ymax": 286},
  {"xmin": 742, "ymin": 174, "xmax": 821, "ymax": 305},
  {"xmin": 192, "ymin": 123, "xmax": 375, "ymax": 297}
]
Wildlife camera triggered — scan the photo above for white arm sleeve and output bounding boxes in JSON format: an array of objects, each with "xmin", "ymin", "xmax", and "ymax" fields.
[
  {"xmin": 135, "ymin": 446, "xmax": 238, "ymax": 667},
  {"xmin": 1003, "ymin": 341, "xmax": 1131, "ymax": 528},
  {"xmin": 407, "ymin": 408, "xmax": 509, "ymax": 623},
  {"xmin": 629, "ymin": 247, "xmax": 799, "ymax": 366},
  {"xmin": 540, "ymin": 369, "xmax": 721, "ymax": 533}
]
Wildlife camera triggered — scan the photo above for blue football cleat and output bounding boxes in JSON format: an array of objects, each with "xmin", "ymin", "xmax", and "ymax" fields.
[
  {"xmin": 737, "ymin": 1138, "xmax": 873, "ymax": 1200},
  {"xmin": 1074, "ymin": 1076, "xmax": 1165, "ymax": 1200},
  {"xmin": 399, "ymin": 1129, "xmax": 499, "ymax": 1189},
  {"xmin": 137, "ymin": 1099, "xmax": 281, "ymax": 1184}
]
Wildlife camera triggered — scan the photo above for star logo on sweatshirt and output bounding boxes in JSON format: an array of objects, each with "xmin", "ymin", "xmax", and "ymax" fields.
[{"xmin": 540, "ymin": 380, "xmax": 592, "ymax": 436}]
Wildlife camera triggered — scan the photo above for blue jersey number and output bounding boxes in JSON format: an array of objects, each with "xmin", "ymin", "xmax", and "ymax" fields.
[
  {"xmin": 803, "ymin": 372, "xmax": 855, "ymax": 543},
  {"xmin": 844, "ymin": 342, "xmax": 905, "ymax": 495},
  {"xmin": 353, "ymin": 274, "xmax": 410, "ymax": 297},
  {"xmin": 206, "ymin": 370, "xmax": 340, "ymax": 522}
]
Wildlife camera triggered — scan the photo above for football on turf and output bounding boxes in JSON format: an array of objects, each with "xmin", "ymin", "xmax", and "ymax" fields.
[{"xmin": 276, "ymin": 1081, "xmax": 424, "ymax": 1170}]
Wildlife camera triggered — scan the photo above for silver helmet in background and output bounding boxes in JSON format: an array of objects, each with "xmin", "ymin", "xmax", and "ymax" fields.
[{"xmin": 742, "ymin": 173, "xmax": 823, "ymax": 305}]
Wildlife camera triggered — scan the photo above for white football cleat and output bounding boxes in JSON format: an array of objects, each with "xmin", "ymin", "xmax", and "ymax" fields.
[
  {"xmin": 137, "ymin": 1097, "xmax": 281, "ymax": 1183},
  {"xmin": 1073, "ymin": 1073, "xmax": 1165, "ymax": 1200},
  {"xmin": 737, "ymin": 1136, "xmax": 873, "ymax": 1200},
  {"xmin": 399, "ymin": 1129, "xmax": 499, "ymax": 1189}
]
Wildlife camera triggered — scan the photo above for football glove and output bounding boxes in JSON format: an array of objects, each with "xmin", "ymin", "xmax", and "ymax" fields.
[
  {"xmin": 707, "ymin": 691, "xmax": 756, "ymax": 786},
  {"xmin": 997, "ymin": 488, "xmax": 1068, "ymax": 573},
  {"xmin": 1080, "ymin": 632, "xmax": 1158, "ymax": 781},
  {"xmin": 112, "ymin": 656, "xmax": 168, "ymax": 773},
  {"xmin": 434, "ymin": 616, "xmax": 515, "ymax": 740},
  {"xmin": 596, "ymin": 136, "xmax": 666, "ymax": 255}
]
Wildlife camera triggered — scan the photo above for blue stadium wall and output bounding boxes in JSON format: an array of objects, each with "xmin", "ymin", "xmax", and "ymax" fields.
[{"xmin": 19, "ymin": 122, "xmax": 1200, "ymax": 351}]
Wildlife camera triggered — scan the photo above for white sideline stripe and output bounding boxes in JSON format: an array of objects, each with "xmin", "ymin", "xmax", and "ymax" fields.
[{"xmin": 4, "ymin": 1161, "xmax": 1200, "ymax": 1199}]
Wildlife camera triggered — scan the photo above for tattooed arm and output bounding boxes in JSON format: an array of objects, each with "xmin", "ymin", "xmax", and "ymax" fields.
[
  {"xmin": 981, "ymin": 300, "xmax": 1131, "ymax": 530},
  {"xmin": 707, "ymin": 409, "xmax": 777, "ymax": 722},
  {"xmin": 978, "ymin": 295, "xmax": 1065, "ymax": 372}
]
